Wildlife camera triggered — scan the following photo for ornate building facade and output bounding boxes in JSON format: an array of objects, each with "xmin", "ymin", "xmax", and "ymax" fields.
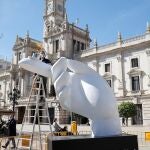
[
  {"xmin": 0, "ymin": 57, "xmax": 11, "ymax": 108},
  {"xmin": 76, "ymin": 26, "xmax": 150, "ymax": 125},
  {"xmin": 1, "ymin": 0, "xmax": 150, "ymax": 125},
  {"xmin": 43, "ymin": 0, "xmax": 90, "ymax": 62},
  {"xmin": 42, "ymin": 0, "xmax": 150, "ymax": 125},
  {"xmin": 7, "ymin": 33, "xmax": 44, "ymax": 123}
]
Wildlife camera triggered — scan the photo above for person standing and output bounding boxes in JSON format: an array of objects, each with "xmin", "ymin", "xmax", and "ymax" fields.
[
  {"xmin": 122, "ymin": 117, "xmax": 126, "ymax": 126},
  {"xmin": 2, "ymin": 115, "xmax": 16, "ymax": 149}
]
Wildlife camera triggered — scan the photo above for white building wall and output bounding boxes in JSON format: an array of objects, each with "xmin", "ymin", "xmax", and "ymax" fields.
[{"xmin": 78, "ymin": 31, "xmax": 150, "ymax": 125}]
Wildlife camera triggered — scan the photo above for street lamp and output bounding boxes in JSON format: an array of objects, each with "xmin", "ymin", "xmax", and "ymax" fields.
[{"xmin": 8, "ymin": 88, "xmax": 20, "ymax": 111}]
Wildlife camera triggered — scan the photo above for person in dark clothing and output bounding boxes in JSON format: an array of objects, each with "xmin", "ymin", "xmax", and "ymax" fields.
[
  {"xmin": 122, "ymin": 117, "xmax": 126, "ymax": 126},
  {"xmin": 2, "ymin": 115, "xmax": 16, "ymax": 149},
  {"xmin": 0, "ymin": 115, "xmax": 5, "ymax": 135}
]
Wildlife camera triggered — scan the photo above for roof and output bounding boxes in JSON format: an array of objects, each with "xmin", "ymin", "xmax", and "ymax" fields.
[
  {"xmin": 29, "ymin": 39, "xmax": 43, "ymax": 51},
  {"xmin": 14, "ymin": 36, "xmax": 43, "ymax": 51}
]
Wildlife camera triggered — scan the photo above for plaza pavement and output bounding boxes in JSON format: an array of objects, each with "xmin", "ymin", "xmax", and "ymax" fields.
[
  {"xmin": 76, "ymin": 124, "xmax": 150, "ymax": 150},
  {"xmin": 15, "ymin": 124, "xmax": 150, "ymax": 150},
  {"xmin": 1, "ymin": 124, "xmax": 150, "ymax": 149}
]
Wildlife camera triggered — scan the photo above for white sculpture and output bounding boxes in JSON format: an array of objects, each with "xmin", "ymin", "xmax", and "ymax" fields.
[{"xmin": 19, "ymin": 57, "xmax": 121, "ymax": 137}]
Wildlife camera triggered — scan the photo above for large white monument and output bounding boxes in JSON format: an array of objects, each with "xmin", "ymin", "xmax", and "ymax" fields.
[{"xmin": 19, "ymin": 57, "xmax": 121, "ymax": 137}]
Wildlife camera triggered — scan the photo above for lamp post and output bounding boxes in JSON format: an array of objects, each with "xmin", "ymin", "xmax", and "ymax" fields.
[{"xmin": 8, "ymin": 88, "xmax": 20, "ymax": 112}]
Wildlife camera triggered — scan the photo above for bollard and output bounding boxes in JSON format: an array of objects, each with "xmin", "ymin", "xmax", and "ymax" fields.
[{"xmin": 71, "ymin": 121, "xmax": 77, "ymax": 135}]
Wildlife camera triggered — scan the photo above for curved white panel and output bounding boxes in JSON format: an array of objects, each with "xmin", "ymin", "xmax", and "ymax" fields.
[{"xmin": 19, "ymin": 57, "xmax": 52, "ymax": 77}]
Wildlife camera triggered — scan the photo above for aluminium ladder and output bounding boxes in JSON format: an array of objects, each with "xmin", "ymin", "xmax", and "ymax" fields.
[{"xmin": 16, "ymin": 75, "xmax": 53, "ymax": 150}]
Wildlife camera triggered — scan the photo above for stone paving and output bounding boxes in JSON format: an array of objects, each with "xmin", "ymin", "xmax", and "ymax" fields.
[
  {"xmin": 121, "ymin": 125, "xmax": 150, "ymax": 150},
  {"xmin": 76, "ymin": 125, "xmax": 150, "ymax": 150},
  {"xmin": 1, "ymin": 124, "xmax": 150, "ymax": 149}
]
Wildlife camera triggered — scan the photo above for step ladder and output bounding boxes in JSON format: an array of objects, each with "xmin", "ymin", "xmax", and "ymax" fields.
[{"xmin": 16, "ymin": 75, "xmax": 53, "ymax": 150}]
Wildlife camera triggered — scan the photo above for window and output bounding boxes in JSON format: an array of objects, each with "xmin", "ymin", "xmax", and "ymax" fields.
[
  {"xmin": 47, "ymin": 26, "xmax": 50, "ymax": 32},
  {"xmin": 106, "ymin": 80, "xmax": 111, "ymax": 87},
  {"xmin": 81, "ymin": 43, "xmax": 85, "ymax": 50},
  {"xmin": 73, "ymin": 40, "xmax": 76, "ymax": 51},
  {"xmin": 0, "ymin": 84, "xmax": 1, "ymax": 90},
  {"xmin": 131, "ymin": 58, "xmax": 138, "ymax": 68},
  {"xmin": 73, "ymin": 40, "xmax": 83, "ymax": 52},
  {"xmin": 77, "ymin": 41, "xmax": 80, "ymax": 51},
  {"xmin": 56, "ymin": 40, "xmax": 59, "ymax": 53},
  {"xmin": 0, "ymin": 65, "xmax": 2, "ymax": 69},
  {"xmin": 132, "ymin": 76, "xmax": 140, "ymax": 91},
  {"xmin": 18, "ymin": 52, "xmax": 22, "ymax": 61},
  {"xmin": 16, "ymin": 79, "xmax": 19, "ymax": 88},
  {"xmin": 105, "ymin": 63, "xmax": 110, "ymax": 72}
]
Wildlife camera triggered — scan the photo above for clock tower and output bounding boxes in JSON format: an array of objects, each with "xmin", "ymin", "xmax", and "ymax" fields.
[
  {"xmin": 43, "ymin": 0, "xmax": 91, "ymax": 62},
  {"xmin": 45, "ymin": 0, "xmax": 66, "ymax": 26},
  {"xmin": 43, "ymin": 0, "xmax": 68, "ymax": 60}
]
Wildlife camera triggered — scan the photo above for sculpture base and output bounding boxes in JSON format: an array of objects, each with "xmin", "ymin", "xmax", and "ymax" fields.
[{"xmin": 47, "ymin": 134, "xmax": 138, "ymax": 150}]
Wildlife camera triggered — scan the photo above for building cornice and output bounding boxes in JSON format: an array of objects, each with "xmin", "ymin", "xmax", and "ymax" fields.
[
  {"xmin": 79, "ymin": 34, "xmax": 150, "ymax": 58},
  {"xmin": 127, "ymin": 68, "xmax": 145, "ymax": 76}
]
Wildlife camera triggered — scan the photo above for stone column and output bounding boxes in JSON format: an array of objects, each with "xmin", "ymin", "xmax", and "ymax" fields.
[
  {"xmin": 116, "ymin": 54, "xmax": 124, "ymax": 97},
  {"xmin": 143, "ymin": 49, "xmax": 150, "ymax": 125}
]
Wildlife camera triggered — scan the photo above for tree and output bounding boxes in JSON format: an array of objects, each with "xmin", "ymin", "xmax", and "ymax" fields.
[{"xmin": 118, "ymin": 102, "xmax": 136, "ymax": 126}]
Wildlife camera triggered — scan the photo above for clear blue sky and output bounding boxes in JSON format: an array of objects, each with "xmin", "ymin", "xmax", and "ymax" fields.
[{"xmin": 0, "ymin": 0, "xmax": 150, "ymax": 61}]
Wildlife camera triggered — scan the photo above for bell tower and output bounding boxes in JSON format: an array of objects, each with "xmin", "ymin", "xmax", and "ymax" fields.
[
  {"xmin": 44, "ymin": 0, "xmax": 66, "ymax": 26},
  {"xmin": 43, "ymin": 0, "xmax": 68, "ymax": 60},
  {"xmin": 43, "ymin": 0, "xmax": 91, "ymax": 61}
]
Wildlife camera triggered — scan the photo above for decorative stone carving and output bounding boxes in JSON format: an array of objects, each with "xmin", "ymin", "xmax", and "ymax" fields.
[
  {"xmin": 103, "ymin": 72, "xmax": 115, "ymax": 81},
  {"xmin": 118, "ymin": 79, "xmax": 123, "ymax": 90},
  {"xmin": 127, "ymin": 68, "xmax": 145, "ymax": 76},
  {"xmin": 19, "ymin": 68, "xmax": 25, "ymax": 78},
  {"xmin": 60, "ymin": 34, "xmax": 64, "ymax": 40},
  {"xmin": 147, "ymin": 74, "xmax": 150, "ymax": 86},
  {"xmin": 45, "ymin": 20, "xmax": 50, "ymax": 26},
  {"xmin": 50, "ymin": 21, "xmax": 53, "ymax": 28},
  {"xmin": 146, "ymin": 49, "xmax": 150, "ymax": 56},
  {"xmin": 49, "ymin": 39, "xmax": 52, "ymax": 44},
  {"xmin": 116, "ymin": 56, "xmax": 121, "ymax": 62}
]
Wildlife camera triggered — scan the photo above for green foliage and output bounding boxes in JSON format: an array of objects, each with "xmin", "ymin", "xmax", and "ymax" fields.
[{"xmin": 118, "ymin": 102, "xmax": 136, "ymax": 119}]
